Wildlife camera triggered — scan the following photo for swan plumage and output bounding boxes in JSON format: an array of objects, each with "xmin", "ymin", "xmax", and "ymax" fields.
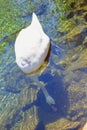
[{"xmin": 15, "ymin": 13, "xmax": 50, "ymax": 74}]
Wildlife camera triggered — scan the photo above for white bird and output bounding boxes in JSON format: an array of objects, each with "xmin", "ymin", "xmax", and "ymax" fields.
[{"xmin": 15, "ymin": 13, "xmax": 55, "ymax": 106}]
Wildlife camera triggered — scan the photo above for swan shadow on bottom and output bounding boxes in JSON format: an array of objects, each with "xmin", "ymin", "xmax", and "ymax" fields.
[
  {"xmin": 22, "ymin": 89, "xmax": 58, "ymax": 113},
  {"xmin": 5, "ymin": 74, "xmax": 69, "ymax": 130}
]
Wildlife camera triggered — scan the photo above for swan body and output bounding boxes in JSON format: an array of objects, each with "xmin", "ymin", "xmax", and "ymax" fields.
[
  {"xmin": 15, "ymin": 13, "xmax": 55, "ymax": 106},
  {"xmin": 15, "ymin": 13, "xmax": 50, "ymax": 74}
]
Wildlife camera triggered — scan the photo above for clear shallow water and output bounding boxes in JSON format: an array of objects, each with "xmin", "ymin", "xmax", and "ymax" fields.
[{"xmin": 0, "ymin": 0, "xmax": 87, "ymax": 130}]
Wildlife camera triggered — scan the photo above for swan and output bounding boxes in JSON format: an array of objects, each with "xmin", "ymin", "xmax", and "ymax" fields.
[{"xmin": 15, "ymin": 13, "xmax": 55, "ymax": 106}]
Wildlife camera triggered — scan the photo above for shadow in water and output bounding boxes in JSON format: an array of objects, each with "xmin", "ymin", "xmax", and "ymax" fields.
[
  {"xmin": 22, "ymin": 73, "xmax": 69, "ymax": 125},
  {"xmin": 5, "ymin": 73, "xmax": 69, "ymax": 130},
  {"xmin": 37, "ymin": 73, "xmax": 69, "ymax": 125},
  {"xmin": 34, "ymin": 121, "xmax": 46, "ymax": 130}
]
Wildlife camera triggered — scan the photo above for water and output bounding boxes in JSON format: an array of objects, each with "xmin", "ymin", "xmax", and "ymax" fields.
[{"xmin": 0, "ymin": 0, "xmax": 87, "ymax": 130}]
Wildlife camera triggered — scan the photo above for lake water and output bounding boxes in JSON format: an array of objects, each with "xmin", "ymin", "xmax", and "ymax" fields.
[{"xmin": 0, "ymin": 0, "xmax": 87, "ymax": 130}]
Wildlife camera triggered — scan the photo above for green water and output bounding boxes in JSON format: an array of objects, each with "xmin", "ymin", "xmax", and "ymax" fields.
[{"xmin": 0, "ymin": 0, "xmax": 87, "ymax": 129}]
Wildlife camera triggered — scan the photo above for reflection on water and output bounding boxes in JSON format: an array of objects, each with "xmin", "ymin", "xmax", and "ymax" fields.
[{"xmin": 0, "ymin": 0, "xmax": 87, "ymax": 130}]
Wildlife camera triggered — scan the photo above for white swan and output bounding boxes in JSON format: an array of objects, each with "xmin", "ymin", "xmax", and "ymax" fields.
[{"xmin": 15, "ymin": 13, "xmax": 55, "ymax": 106}]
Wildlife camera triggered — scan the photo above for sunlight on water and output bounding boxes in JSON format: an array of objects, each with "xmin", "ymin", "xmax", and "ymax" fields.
[{"xmin": 0, "ymin": 0, "xmax": 87, "ymax": 130}]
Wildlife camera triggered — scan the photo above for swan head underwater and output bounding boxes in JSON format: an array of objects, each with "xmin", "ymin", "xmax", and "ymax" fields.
[
  {"xmin": 15, "ymin": 13, "xmax": 57, "ymax": 110},
  {"xmin": 15, "ymin": 13, "xmax": 50, "ymax": 74}
]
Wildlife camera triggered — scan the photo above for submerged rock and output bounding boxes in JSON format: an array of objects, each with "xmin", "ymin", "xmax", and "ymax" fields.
[{"xmin": 46, "ymin": 118, "xmax": 80, "ymax": 130}]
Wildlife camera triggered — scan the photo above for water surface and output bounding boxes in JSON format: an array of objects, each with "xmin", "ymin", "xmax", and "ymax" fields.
[{"xmin": 0, "ymin": 0, "xmax": 87, "ymax": 130}]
